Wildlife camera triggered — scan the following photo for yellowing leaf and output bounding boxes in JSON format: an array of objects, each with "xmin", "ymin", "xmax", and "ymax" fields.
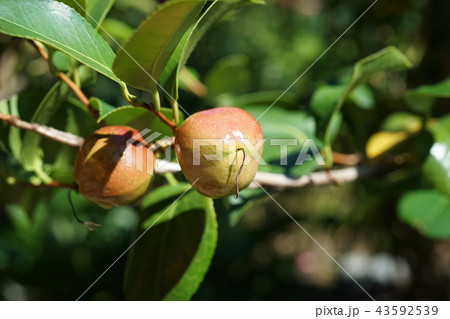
[{"xmin": 366, "ymin": 131, "xmax": 409, "ymax": 159}]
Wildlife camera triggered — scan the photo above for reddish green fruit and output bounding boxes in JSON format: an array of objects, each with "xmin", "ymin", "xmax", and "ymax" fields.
[
  {"xmin": 75, "ymin": 126, "xmax": 154, "ymax": 208},
  {"xmin": 175, "ymin": 107, "xmax": 264, "ymax": 198}
]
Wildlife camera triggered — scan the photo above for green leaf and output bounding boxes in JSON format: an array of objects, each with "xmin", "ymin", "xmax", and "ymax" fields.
[
  {"xmin": 86, "ymin": 0, "xmax": 115, "ymax": 29},
  {"xmin": 380, "ymin": 112, "xmax": 422, "ymax": 132},
  {"xmin": 1, "ymin": 95, "xmax": 23, "ymax": 160},
  {"xmin": 311, "ymin": 85, "xmax": 374, "ymax": 120},
  {"xmin": 405, "ymin": 77, "xmax": 450, "ymax": 114},
  {"xmin": 141, "ymin": 183, "xmax": 191, "ymax": 218},
  {"xmin": 112, "ymin": 0, "xmax": 205, "ymax": 92},
  {"xmin": 49, "ymin": 129, "xmax": 77, "ymax": 183},
  {"xmin": 323, "ymin": 46, "xmax": 413, "ymax": 166},
  {"xmin": 49, "ymin": 50, "xmax": 73, "ymax": 72},
  {"xmin": 20, "ymin": 82, "xmax": 70, "ymax": 183},
  {"xmin": 161, "ymin": 0, "xmax": 245, "ymax": 100},
  {"xmin": 99, "ymin": 105, "xmax": 182, "ymax": 136},
  {"xmin": 124, "ymin": 190, "xmax": 218, "ymax": 300},
  {"xmin": 228, "ymin": 187, "xmax": 264, "ymax": 227},
  {"xmin": 89, "ymin": 97, "xmax": 116, "ymax": 120},
  {"xmin": 340, "ymin": 47, "xmax": 412, "ymax": 96},
  {"xmin": 100, "ymin": 18, "xmax": 134, "ymax": 45},
  {"xmin": 6, "ymin": 204, "xmax": 33, "ymax": 234},
  {"xmin": 398, "ymin": 189, "xmax": 450, "ymax": 239},
  {"xmin": 423, "ymin": 115, "xmax": 450, "ymax": 196},
  {"xmin": 349, "ymin": 85, "xmax": 375, "ymax": 110},
  {"xmin": 409, "ymin": 77, "xmax": 450, "ymax": 98},
  {"xmin": 311, "ymin": 85, "xmax": 345, "ymax": 120},
  {"xmin": 232, "ymin": 90, "xmax": 296, "ymax": 109},
  {"xmin": 204, "ymin": 54, "xmax": 251, "ymax": 103},
  {"xmin": 58, "ymin": 0, "xmax": 87, "ymax": 16},
  {"xmin": 0, "ymin": 0, "xmax": 119, "ymax": 82}
]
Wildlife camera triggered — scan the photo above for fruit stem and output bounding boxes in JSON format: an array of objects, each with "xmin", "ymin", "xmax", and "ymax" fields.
[
  {"xmin": 121, "ymin": 83, "xmax": 177, "ymax": 134},
  {"xmin": 234, "ymin": 148, "xmax": 246, "ymax": 199},
  {"xmin": 170, "ymin": 99, "xmax": 180, "ymax": 126},
  {"xmin": 68, "ymin": 189, "xmax": 101, "ymax": 231}
]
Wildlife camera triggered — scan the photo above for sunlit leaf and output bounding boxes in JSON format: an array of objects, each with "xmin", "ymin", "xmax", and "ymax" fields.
[
  {"xmin": 112, "ymin": 0, "xmax": 205, "ymax": 92},
  {"xmin": 0, "ymin": 0, "xmax": 119, "ymax": 82},
  {"xmin": 366, "ymin": 131, "xmax": 410, "ymax": 159},
  {"xmin": 161, "ymin": 0, "xmax": 250, "ymax": 100},
  {"xmin": 58, "ymin": 0, "xmax": 87, "ymax": 16}
]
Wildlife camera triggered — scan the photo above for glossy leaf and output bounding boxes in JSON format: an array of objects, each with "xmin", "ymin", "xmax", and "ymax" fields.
[
  {"xmin": 0, "ymin": 0, "xmax": 119, "ymax": 82},
  {"xmin": 124, "ymin": 190, "xmax": 218, "ymax": 300},
  {"xmin": 112, "ymin": 0, "xmax": 205, "ymax": 92},
  {"xmin": 161, "ymin": 0, "xmax": 244, "ymax": 99},
  {"xmin": 398, "ymin": 189, "xmax": 450, "ymax": 238},
  {"xmin": 86, "ymin": 0, "xmax": 115, "ymax": 29},
  {"xmin": 58, "ymin": 0, "xmax": 87, "ymax": 16},
  {"xmin": 323, "ymin": 46, "xmax": 413, "ymax": 165},
  {"xmin": 20, "ymin": 82, "xmax": 69, "ymax": 183},
  {"xmin": 423, "ymin": 115, "xmax": 450, "ymax": 196}
]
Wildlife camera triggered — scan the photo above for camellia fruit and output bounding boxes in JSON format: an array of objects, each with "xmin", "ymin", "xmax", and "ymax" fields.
[
  {"xmin": 74, "ymin": 126, "xmax": 154, "ymax": 208},
  {"xmin": 175, "ymin": 107, "xmax": 264, "ymax": 198}
]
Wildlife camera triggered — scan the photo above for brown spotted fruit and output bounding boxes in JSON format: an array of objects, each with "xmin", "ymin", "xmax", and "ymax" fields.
[
  {"xmin": 75, "ymin": 126, "xmax": 154, "ymax": 208},
  {"xmin": 175, "ymin": 107, "xmax": 264, "ymax": 198}
]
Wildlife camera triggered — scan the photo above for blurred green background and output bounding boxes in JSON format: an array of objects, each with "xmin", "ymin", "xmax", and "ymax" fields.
[{"xmin": 1, "ymin": 0, "xmax": 450, "ymax": 300}]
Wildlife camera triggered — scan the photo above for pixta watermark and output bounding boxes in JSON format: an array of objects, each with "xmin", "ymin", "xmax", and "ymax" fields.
[{"xmin": 126, "ymin": 129, "xmax": 325, "ymax": 174}]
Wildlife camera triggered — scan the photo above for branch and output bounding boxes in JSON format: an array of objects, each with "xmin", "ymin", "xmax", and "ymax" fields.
[
  {"xmin": 154, "ymin": 159, "xmax": 380, "ymax": 189},
  {"xmin": 30, "ymin": 41, "xmax": 99, "ymax": 119},
  {"xmin": 0, "ymin": 115, "xmax": 379, "ymax": 189},
  {"xmin": 0, "ymin": 113, "xmax": 84, "ymax": 147},
  {"xmin": 250, "ymin": 166, "xmax": 379, "ymax": 189}
]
